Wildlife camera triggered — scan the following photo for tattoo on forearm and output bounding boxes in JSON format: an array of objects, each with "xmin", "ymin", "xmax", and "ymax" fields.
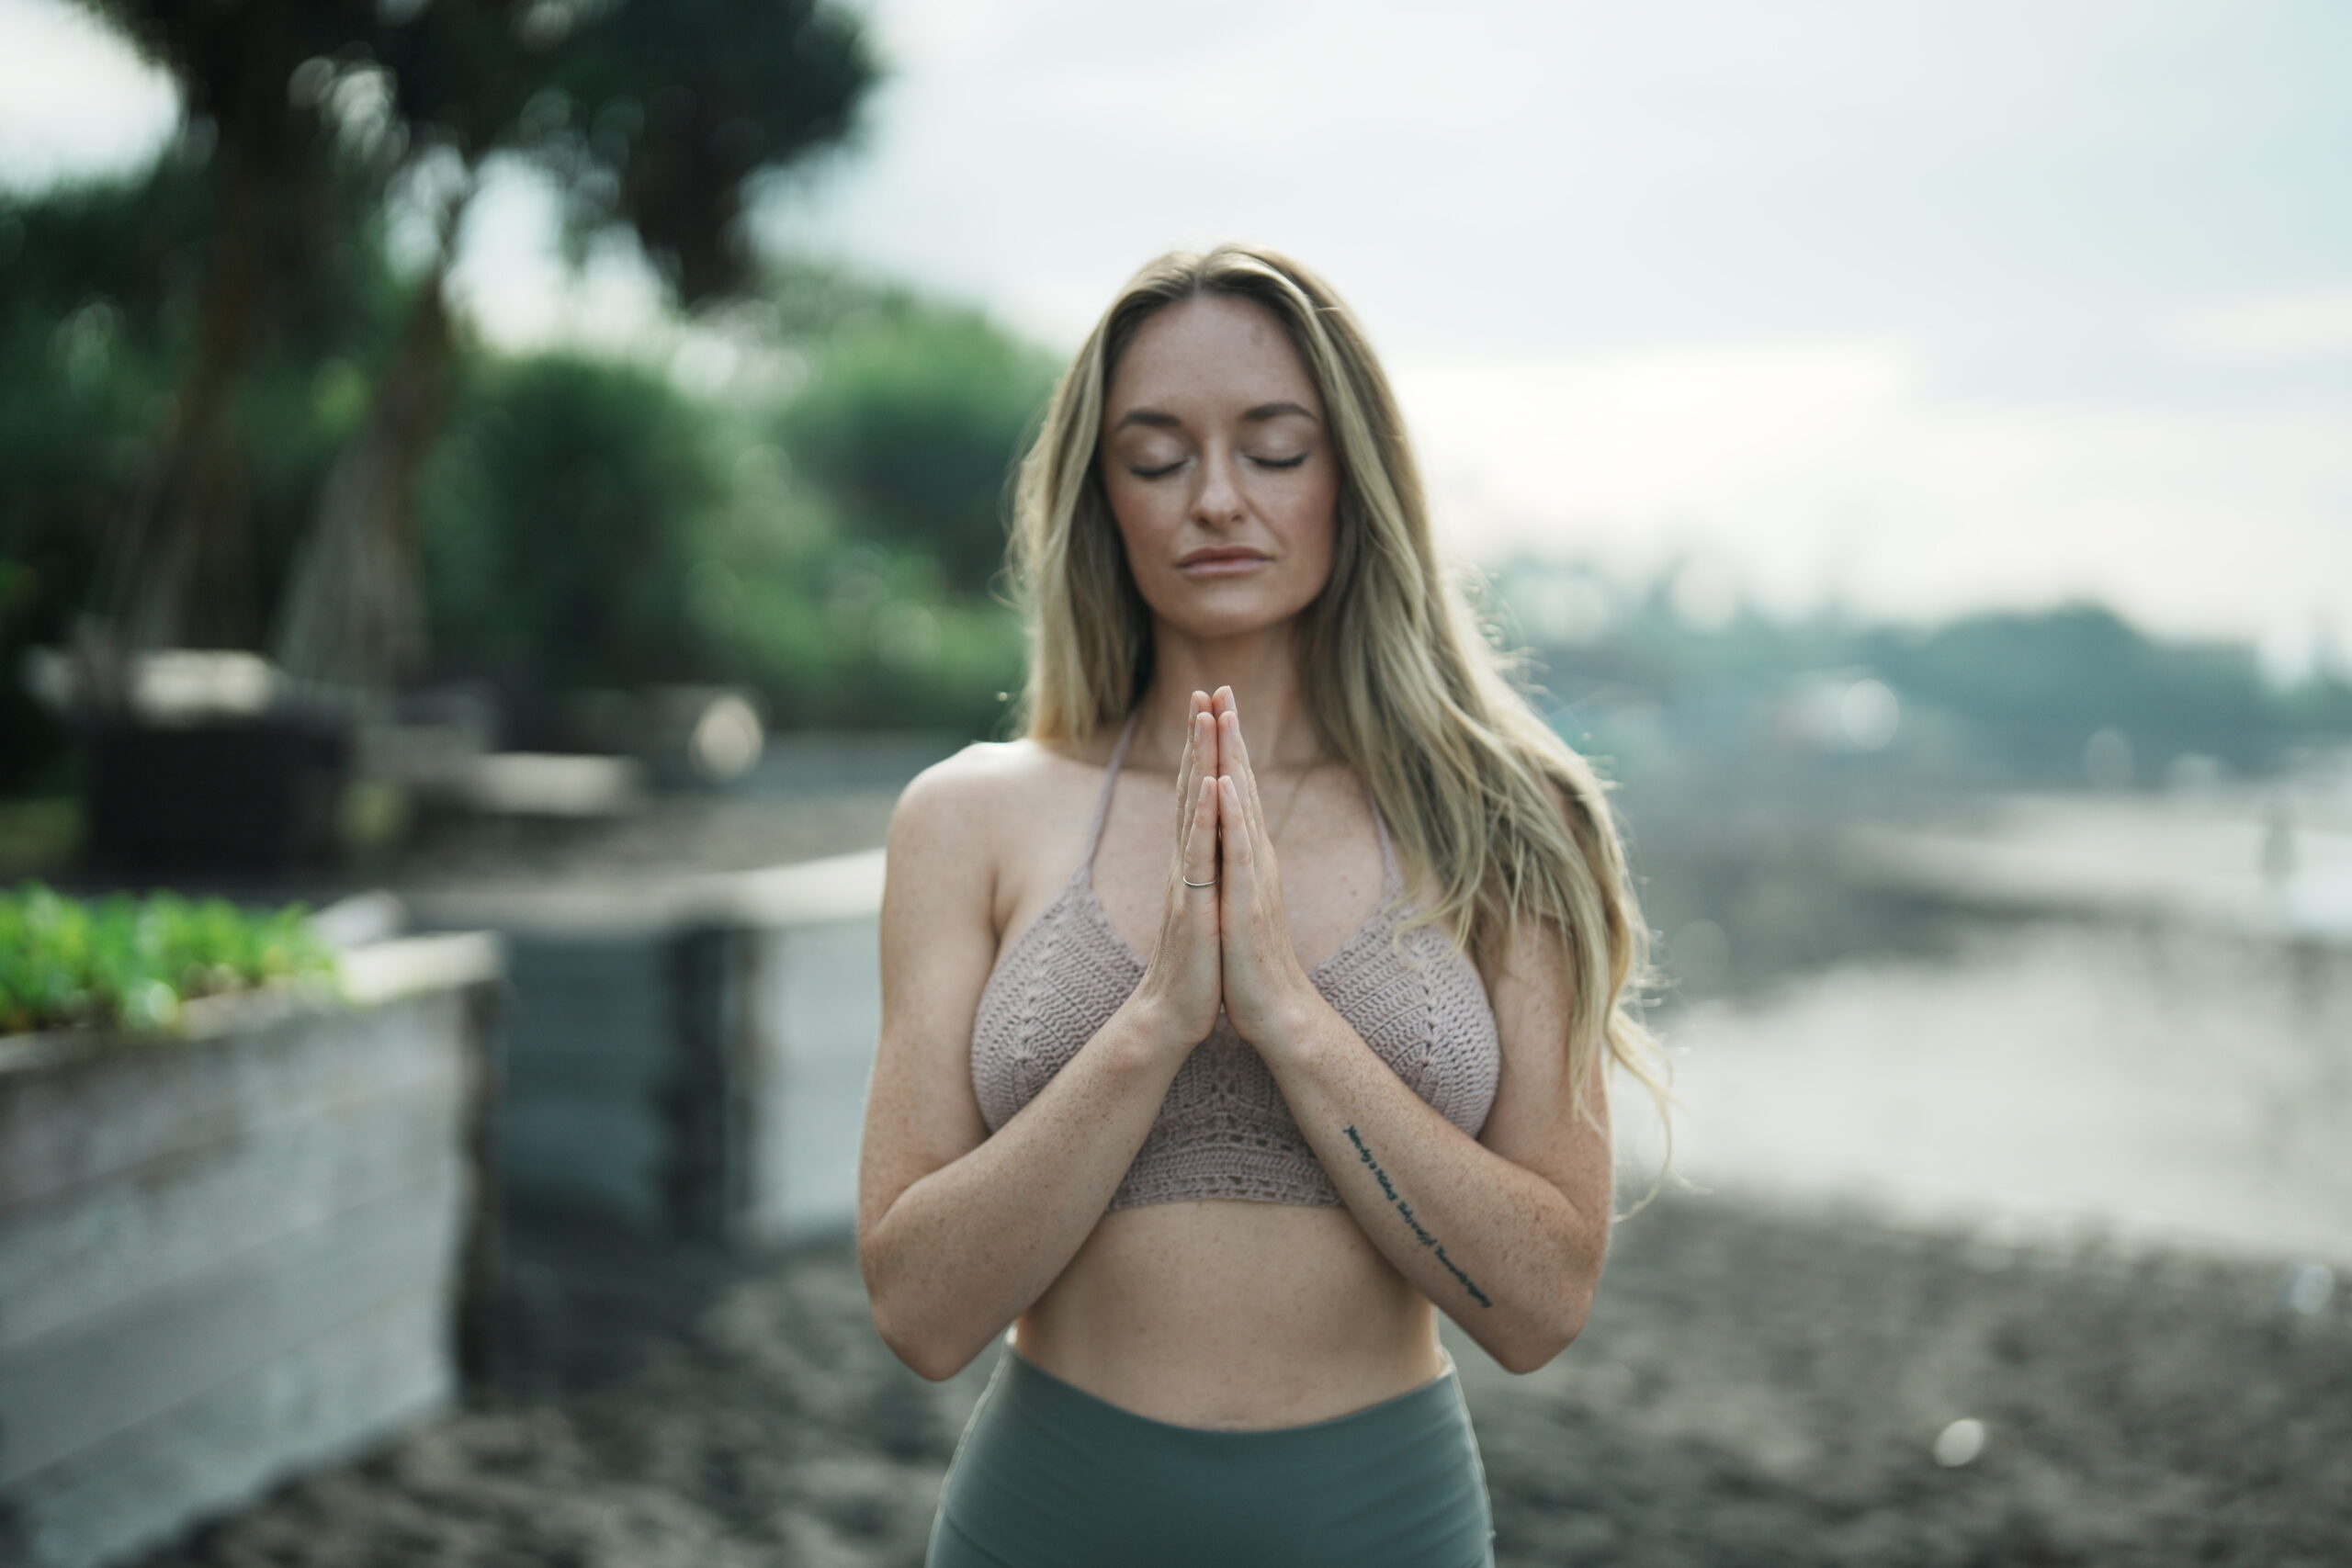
[{"xmin": 1342, "ymin": 1124, "xmax": 1494, "ymax": 1308}]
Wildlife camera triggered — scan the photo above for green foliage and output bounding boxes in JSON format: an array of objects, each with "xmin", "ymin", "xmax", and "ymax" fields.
[
  {"xmin": 2277, "ymin": 672, "xmax": 2352, "ymax": 732},
  {"xmin": 82, "ymin": 0, "xmax": 879, "ymax": 302},
  {"xmin": 779, "ymin": 295, "xmax": 1059, "ymax": 596},
  {"xmin": 718, "ymin": 536, "xmax": 1027, "ymax": 732},
  {"xmin": 0, "ymin": 155, "xmax": 206, "ymax": 790},
  {"xmin": 1860, "ymin": 601, "xmax": 2280, "ymax": 776},
  {"xmin": 525, "ymin": 0, "xmax": 878, "ymax": 302},
  {"xmin": 420, "ymin": 351, "xmax": 733, "ymax": 690},
  {"xmin": 416, "ymin": 332, "xmax": 1029, "ymax": 737},
  {"xmin": 1493, "ymin": 555, "xmax": 2337, "ymax": 787},
  {"xmin": 0, "ymin": 881, "xmax": 342, "ymax": 1038},
  {"xmin": 0, "ymin": 144, "xmax": 416, "ymax": 788}
]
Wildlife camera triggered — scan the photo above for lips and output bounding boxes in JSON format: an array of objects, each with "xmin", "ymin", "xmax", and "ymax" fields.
[{"xmin": 1179, "ymin": 548, "xmax": 1271, "ymax": 570}]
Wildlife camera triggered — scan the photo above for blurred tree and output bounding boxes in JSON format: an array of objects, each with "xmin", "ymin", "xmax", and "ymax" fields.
[
  {"xmin": 415, "ymin": 339, "xmax": 1028, "ymax": 740},
  {"xmin": 1494, "ymin": 558, "xmax": 2343, "ymax": 789},
  {"xmin": 419, "ymin": 352, "xmax": 729, "ymax": 695},
  {"xmin": 778, "ymin": 294, "xmax": 1059, "ymax": 597},
  {"xmin": 1861, "ymin": 602, "xmax": 2279, "ymax": 779},
  {"xmin": 278, "ymin": 0, "xmax": 876, "ymax": 696},
  {"xmin": 72, "ymin": 0, "xmax": 374, "ymax": 660},
  {"xmin": 70, "ymin": 0, "xmax": 876, "ymax": 698},
  {"xmin": 0, "ymin": 148, "xmax": 405, "ymax": 788}
]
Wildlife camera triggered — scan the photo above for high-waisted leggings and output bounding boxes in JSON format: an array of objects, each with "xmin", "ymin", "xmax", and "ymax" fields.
[{"xmin": 924, "ymin": 1343, "xmax": 1498, "ymax": 1568}]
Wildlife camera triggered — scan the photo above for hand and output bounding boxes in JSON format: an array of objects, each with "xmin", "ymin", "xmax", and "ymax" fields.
[
  {"xmin": 1210, "ymin": 688, "xmax": 1319, "ymax": 1058},
  {"xmin": 1128, "ymin": 690, "xmax": 1226, "ymax": 1058}
]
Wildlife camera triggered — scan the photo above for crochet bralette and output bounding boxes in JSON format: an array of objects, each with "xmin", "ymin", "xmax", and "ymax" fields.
[{"xmin": 969, "ymin": 709, "xmax": 1502, "ymax": 1209}]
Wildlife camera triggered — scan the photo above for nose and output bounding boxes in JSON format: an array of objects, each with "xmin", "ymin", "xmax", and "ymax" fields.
[{"xmin": 1191, "ymin": 446, "xmax": 1247, "ymax": 527}]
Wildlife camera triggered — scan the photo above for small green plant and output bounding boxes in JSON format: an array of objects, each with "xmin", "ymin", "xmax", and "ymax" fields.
[{"xmin": 0, "ymin": 882, "xmax": 344, "ymax": 1038}]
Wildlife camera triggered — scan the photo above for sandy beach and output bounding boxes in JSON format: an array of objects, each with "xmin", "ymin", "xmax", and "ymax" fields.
[
  {"xmin": 93, "ymin": 781, "xmax": 2352, "ymax": 1566},
  {"xmin": 120, "ymin": 1174, "xmax": 2347, "ymax": 1568}
]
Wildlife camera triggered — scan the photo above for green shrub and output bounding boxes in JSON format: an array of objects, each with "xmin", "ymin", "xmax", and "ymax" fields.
[
  {"xmin": 0, "ymin": 882, "xmax": 343, "ymax": 1038},
  {"xmin": 419, "ymin": 350, "xmax": 737, "ymax": 691},
  {"xmin": 417, "ymin": 341, "xmax": 1030, "ymax": 738},
  {"xmin": 779, "ymin": 296, "xmax": 1058, "ymax": 597}
]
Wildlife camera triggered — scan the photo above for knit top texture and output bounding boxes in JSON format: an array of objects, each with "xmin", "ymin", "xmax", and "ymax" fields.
[{"xmin": 969, "ymin": 709, "xmax": 1503, "ymax": 1209}]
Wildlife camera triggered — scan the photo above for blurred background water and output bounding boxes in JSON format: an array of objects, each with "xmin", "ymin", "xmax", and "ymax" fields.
[{"xmin": 2, "ymin": 3, "xmax": 2349, "ymax": 1564}]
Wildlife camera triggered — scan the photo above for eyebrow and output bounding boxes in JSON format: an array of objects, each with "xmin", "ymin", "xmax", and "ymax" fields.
[{"xmin": 1112, "ymin": 400, "xmax": 1321, "ymax": 432}]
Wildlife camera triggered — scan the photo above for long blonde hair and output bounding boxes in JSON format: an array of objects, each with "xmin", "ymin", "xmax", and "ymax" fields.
[{"xmin": 1004, "ymin": 242, "xmax": 1673, "ymax": 1190}]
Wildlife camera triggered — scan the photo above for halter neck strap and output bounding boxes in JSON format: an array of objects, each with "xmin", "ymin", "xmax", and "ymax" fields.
[
  {"xmin": 1076, "ymin": 708, "xmax": 1142, "ymax": 888},
  {"xmin": 1364, "ymin": 782, "xmax": 1405, "ymax": 893}
]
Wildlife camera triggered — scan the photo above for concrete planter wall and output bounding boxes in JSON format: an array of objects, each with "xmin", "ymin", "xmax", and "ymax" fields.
[
  {"xmin": 410, "ymin": 848, "xmax": 883, "ymax": 1248},
  {"xmin": 0, "ymin": 932, "xmax": 503, "ymax": 1568}
]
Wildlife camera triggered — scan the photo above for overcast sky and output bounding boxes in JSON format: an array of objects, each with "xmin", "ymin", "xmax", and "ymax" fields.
[{"xmin": 4, "ymin": 0, "xmax": 2347, "ymax": 671}]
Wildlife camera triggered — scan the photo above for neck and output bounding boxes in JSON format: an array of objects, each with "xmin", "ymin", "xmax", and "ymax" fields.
[{"xmin": 1130, "ymin": 615, "xmax": 1319, "ymax": 773}]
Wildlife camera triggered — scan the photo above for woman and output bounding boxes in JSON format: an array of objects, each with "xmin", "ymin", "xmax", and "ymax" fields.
[{"xmin": 857, "ymin": 243, "xmax": 1668, "ymax": 1568}]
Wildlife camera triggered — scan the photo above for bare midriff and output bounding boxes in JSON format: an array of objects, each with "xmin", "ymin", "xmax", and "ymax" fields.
[{"xmin": 1009, "ymin": 1200, "xmax": 1448, "ymax": 1431}]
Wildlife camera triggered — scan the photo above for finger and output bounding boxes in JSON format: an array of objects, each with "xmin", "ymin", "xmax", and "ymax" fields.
[
  {"xmin": 1184, "ymin": 695, "xmax": 1216, "ymax": 810},
  {"xmin": 1193, "ymin": 705, "xmax": 1216, "ymax": 823},
  {"xmin": 1209, "ymin": 685, "xmax": 1230, "ymax": 781},
  {"xmin": 1178, "ymin": 709, "xmax": 1211, "ymax": 857},
  {"xmin": 1221, "ymin": 709, "xmax": 1268, "ymax": 849},
  {"xmin": 1215, "ymin": 695, "xmax": 1253, "ymax": 811},
  {"xmin": 1186, "ymin": 773, "xmax": 1220, "ymax": 891},
  {"xmin": 1217, "ymin": 773, "xmax": 1254, "ymax": 908},
  {"xmin": 1174, "ymin": 703, "xmax": 1200, "ymax": 829}
]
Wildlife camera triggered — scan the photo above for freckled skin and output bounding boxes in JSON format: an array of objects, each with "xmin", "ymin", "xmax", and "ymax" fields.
[
  {"xmin": 1099, "ymin": 293, "xmax": 1341, "ymax": 646},
  {"xmin": 865, "ymin": 283, "xmax": 1596, "ymax": 1427},
  {"xmin": 999, "ymin": 296, "xmax": 1463, "ymax": 1427}
]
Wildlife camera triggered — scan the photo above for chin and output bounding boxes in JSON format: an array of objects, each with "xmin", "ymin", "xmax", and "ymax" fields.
[{"xmin": 1170, "ymin": 592, "xmax": 1313, "ymax": 640}]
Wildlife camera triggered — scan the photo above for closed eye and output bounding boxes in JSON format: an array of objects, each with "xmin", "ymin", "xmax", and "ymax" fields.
[{"xmin": 1126, "ymin": 453, "xmax": 1308, "ymax": 479}]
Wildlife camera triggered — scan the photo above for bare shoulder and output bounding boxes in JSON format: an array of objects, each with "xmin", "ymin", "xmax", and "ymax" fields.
[
  {"xmin": 889, "ymin": 737, "xmax": 1075, "ymax": 840},
  {"xmin": 887, "ymin": 735, "xmax": 1093, "ymax": 896}
]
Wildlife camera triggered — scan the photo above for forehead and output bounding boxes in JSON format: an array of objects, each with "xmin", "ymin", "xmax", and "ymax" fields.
[{"xmin": 1103, "ymin": 293, "xmax": 1321, "ymax": 422}]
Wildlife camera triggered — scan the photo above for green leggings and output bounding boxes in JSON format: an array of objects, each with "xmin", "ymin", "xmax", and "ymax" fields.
[{"xmin": 925, "ymin": 1343, "xmax": 1498, "ymax": 1568}]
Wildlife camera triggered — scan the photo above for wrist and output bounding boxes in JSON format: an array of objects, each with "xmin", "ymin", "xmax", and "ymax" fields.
[
  {"xmin": 1114, "ymin": 990, "xmax": 1197, "ymax": 1067},
  {"xmin": 1256, "ymin": 986, "xmax": 1334, "ymax": 1068}
]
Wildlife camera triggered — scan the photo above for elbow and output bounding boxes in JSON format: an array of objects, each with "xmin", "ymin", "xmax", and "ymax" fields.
[
  {"xmin": 1497, "ymin": 1309, "xmax": 1584, "ymax": 1376},
  {"xmin": 900, "ymin": 1346, "xmax": 967, "ymax": 1385},
  {"xmin": 860, "ymin": 1224, "xmax": 984, "ymax": 1382},
  {"xmin": 1497, "ymin": 1269, "xmax": 1599, "ymax": 1376},
  {"xmin": 872, "ymin": 1305, "xmax": 961, "ymax": 1383},
  {"xmin": 868, "ymin": 1295, "xmax": 981, "ymax": 1383}
]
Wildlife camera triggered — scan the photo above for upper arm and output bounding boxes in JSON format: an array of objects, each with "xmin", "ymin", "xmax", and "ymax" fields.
[
  {"xmin": 1474, "ymin": 794, "xmax": 1615, "ymax": 1267},
  {"xmin": 857, "ymin": 749, "xmax": 1005, "ymax": 1255}
]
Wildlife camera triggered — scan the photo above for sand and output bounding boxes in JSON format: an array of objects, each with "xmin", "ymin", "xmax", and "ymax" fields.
[
  {"xmin": 97, "ymin": 773, "xmax": 2352, "ymax": 1567},
  {"xmin": 130, "ymin": 1184, "xmax": 2350, "ymax": 1568}
]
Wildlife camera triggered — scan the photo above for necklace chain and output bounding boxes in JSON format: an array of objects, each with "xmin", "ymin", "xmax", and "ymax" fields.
[
  {"xmin": 1147, "ymin": 716, "xmax": 1321, "ymax": 852},
  {"xmin": 1265, "ymin": 761, "xmax": 1317, "ymax": 851}
]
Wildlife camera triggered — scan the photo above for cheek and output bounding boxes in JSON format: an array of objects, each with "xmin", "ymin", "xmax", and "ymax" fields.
[
  {"xmin": 1280, "ymin": 472, "xmax": 1341, "ymax": 570},
  {"xmin": 1104, "ymin": 478, "xmax": 1194, "ymax": 599},
  {"xmin": 1104, "ymin": 474, "xmax": 1177, "ymax": 547}
]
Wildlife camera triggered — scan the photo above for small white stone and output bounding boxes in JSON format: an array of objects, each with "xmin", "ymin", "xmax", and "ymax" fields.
[
  {"xmin": 1932, "ymin": 1417, "xmax": 1986, "ymax": 1467},
  {"xmin": 2286, "ymin": 1261, "xmax": 2335, "ymax": 1315}
]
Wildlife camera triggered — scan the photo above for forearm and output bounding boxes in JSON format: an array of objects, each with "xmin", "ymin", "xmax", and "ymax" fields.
[
  {"xmin": 865, "ymin": 996, "xmax": 1184, "ymax": 1381},
  {"xmin": 1263, "ymin": 995, "xmax": 1604, "ymax": 1373}
]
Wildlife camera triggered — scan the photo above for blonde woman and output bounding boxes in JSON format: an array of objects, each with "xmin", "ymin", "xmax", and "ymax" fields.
[{"xmin": 858, "ymin": 243, "xmax": 1668, "ymax": 1568}]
